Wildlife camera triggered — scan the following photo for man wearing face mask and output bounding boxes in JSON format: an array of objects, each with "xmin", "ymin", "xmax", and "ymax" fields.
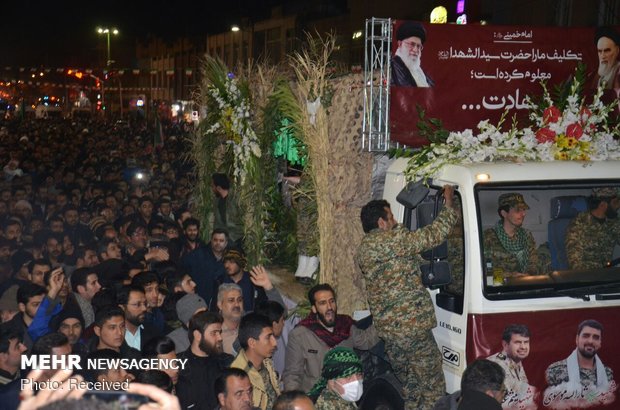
[{"xmin": 308, "ymin": 347, "xmax": 364, "ymax": 409}]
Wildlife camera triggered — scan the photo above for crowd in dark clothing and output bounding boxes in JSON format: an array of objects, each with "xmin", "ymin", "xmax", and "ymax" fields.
[
  {"xmin": 0, "ymin": 117, "xmax": 246, "ymax": 407},
  {"xmin": 0, "ymin": 116, "xmax": 512, "ymax": 410},
  {"xmin": 0, "ymin": 114, "xmax": 340, "ymax": 410}
]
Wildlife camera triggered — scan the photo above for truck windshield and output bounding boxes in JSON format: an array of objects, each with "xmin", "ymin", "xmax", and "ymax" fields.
[{"xmin": 475, "ymin": 181, "xmax": 620, "ymax": 300}]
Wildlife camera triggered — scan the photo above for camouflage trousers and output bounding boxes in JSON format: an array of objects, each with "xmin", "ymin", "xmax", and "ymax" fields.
[
  {"xmin": 384, "ymin": 330, "xmax": 446, "ymax": 410},
  {"xmin": 295, "ymin": 188, "xmax": 319, "ymax": 256}
]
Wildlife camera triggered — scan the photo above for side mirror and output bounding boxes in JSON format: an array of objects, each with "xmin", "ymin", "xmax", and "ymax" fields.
[
  {"xmin": 396, "ymin": 180, "xmax": 430, "ymax": 209},
  {"xmin": 420, "ymin": 261, "xmax": 451, "ymax": 289}
]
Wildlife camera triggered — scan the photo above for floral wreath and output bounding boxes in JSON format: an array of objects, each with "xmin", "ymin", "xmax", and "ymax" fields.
[
  {"xmin": 205, "ymin": 72, "xmax": 261, "ymax": 183},
  {"xmin": 405, "ymin": 76, "xmax": 620, "ymax": 183}
]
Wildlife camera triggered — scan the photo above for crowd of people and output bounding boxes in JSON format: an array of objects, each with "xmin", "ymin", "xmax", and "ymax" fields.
[
  {"xmin": 0, "ymin": 115, "xmax": 563, "ymax": 410},
  {"xmin": 0, "ymin": 117, "xmax": 391, "ymax": 410}
]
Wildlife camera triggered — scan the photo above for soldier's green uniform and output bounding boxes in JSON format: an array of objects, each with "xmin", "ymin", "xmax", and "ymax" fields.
[
  {"xmin": 356, "ymin": 206, "xmax": 458, "ymax": 410},
  {"xmin": 546, "ymin": 358, "xmax": 614, "ymax": 387},
  {"xmin": 483, "ymin": 193, "xmax": 540, "ymax": 277},
  {"xmin": 214, "ymin": 186, "xmax": 244, "ymax": 245},
  {"xmin": 565, "ymin": 212, "xmax": 620, "ymax": 270},
  {"xmin": 487, "ymin": 352, "xmax": 534, "ymax": 409},
  {"xmin": 294, "ymin": 175, "xmax": 319, "ymax": 256},
  {"xmin": 446, "ymin": 197, "xmax": 464, "ymax": 294},
  {"xmin": 315, "ymin": 390, "xmax": 358, "ymax": 410},
  {"xmin": 483, "ymin": 225, "xmax": 540, "ymax": 275}
]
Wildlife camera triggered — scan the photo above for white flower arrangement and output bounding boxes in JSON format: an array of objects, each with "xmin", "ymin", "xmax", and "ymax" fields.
[
  {"xmin": 405, "ymin": 77, "xmax": 620, "ymax": 183},
  {"xmin": 205, "ymin": 73, "xmax": 261, "ymax": 183}
]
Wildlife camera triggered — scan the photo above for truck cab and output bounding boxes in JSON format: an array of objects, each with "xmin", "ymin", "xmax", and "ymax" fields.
[{"xmin": 382, "ymin": 159, "xmax": 620, "ymax": 409}]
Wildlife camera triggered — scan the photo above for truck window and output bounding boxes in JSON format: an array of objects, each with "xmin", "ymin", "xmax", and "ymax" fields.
[{"xmin": 476, "ymin": 181, "xmax": 620, "ymax": 300}]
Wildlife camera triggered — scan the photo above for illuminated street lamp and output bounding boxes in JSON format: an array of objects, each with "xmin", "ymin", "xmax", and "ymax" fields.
[
  {"xmin": 96, "ymin": 27, "xmax": 122, "ymax": 118},
  {"xmin": 97, "ymin": 27, "xmax": 119, "ymax": 67},
  {"xmin": 231, "ymin": 25, "xmax": 240, "ymax": 32}
]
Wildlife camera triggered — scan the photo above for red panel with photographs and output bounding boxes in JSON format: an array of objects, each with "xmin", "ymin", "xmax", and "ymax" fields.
[{"xmin": 466, "ymin": 307, "xmax": 619, "ymax": 409}]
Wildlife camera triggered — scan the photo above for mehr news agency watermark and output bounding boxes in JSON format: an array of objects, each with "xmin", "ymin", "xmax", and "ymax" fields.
[{"xmin": 20, "ymin": 355, "xmax": 187, "ymax": 391}]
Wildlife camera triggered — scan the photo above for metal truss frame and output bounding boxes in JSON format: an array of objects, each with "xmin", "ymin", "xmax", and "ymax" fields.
[{"xmin": 362, "ymin": 17, "xmax": 392, "ymax": 152}]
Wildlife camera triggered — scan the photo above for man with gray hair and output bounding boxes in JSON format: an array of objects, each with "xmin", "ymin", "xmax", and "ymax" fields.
[
  {"xmin": 593, "ymin": 26, "xmax": 620, "ymax": 90},
  {"xmin": 216, "ymin": 270, "xmax": 285, "ymax": 356},
  {"xmin": 217, "ymin": 283, "xmax": 244, "ymax": 355}
]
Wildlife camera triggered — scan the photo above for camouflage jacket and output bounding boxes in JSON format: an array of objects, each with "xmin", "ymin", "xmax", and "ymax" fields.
[
  {"xmin": 565, "ymin": 212, "xmax": 620, "ymax": 270},
  {"xmin": 355, "ymin": 207, "xmax": 458, "ymax": 339},
  {"xmin": 483, "ymin": 227, "xmax": 540, "ymax": 275},
  {"xmin": 545, "ymin": 358, "xmax": 614, "ymax": 387},
  {"xmin": 213, "ymin": 187, "xmax": 244, "ymax": 243},
  {"xmin": 315, "ymin": 389, "xmax": 358, "ymax": 410},
  {"xmin": 487, "ymin": 352, "xmax": 533, "ymax": 407},
  {"xmin": 487, "ymin": 352, "xmax": 529, "ymax": 385},
  {"xmin": 231, "ymin": 349, "xmax": 280, "ymax": 410}
]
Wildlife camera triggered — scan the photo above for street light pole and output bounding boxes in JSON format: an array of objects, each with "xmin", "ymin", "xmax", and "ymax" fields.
[
  {"xmin": 97, "ymin": 27, "xmax": 118, "ymax": 67},
  {"xmin": 106, "ymin": 30, "xmax": 111, "ymax": 66},
  {"xmin": 97, "ymin": 27, "xmax": 119, "ymax": 117}
]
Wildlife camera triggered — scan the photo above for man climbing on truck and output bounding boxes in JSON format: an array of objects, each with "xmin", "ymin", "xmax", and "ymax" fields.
[{"xmin": 356, "ymin": 185, "xmax": 459, "ymax": 410}]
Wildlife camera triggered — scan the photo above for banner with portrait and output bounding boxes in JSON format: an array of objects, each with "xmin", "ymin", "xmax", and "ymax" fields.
[
  {"xmin": 468, "ymin": 308, "xmax": 619, "ymax": 410},
  {"xmin": 389, "ymin": 22, "xmax": 608, "ymax": 147}
]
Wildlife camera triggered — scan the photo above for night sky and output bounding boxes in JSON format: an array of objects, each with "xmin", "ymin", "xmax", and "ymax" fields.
[{"xmin": 0, "ymin": 0, "xmax": 284, "ymax": 67}]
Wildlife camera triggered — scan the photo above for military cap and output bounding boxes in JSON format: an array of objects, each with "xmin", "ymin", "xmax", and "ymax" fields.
[
  {"xmin": 498, "ymin": 193, "xmax": 529, "ymax": 210},
  {"xmin": 592, "ymin": 187, "xmax": 618, "ymax": 199}
]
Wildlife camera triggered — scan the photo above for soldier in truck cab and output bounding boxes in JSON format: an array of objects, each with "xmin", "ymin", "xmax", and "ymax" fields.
[
  {"xmin": 483, "ymin": 193, "xmax": 540, "ymax": 279},
  {"xmin": 565, "ymin": 187, "xmax": 620, "ymax": 270}
]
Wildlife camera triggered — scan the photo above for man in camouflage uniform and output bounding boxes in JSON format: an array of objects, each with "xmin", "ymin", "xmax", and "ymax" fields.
[
  {"xmin": 284, "ymin": 174, "xmax": 319, "ymax": 282},
  {"xmin": 483, "ymin": 193, "xmax": 540, "ymax": 279},
  {"xmin": 544, "ymin": 320, "xmax": 614, "ymax": 402},
  {"xmin": 487, "ymin": 324, "xmax": 536, "ymax": 409},
  {"xmin": 356, "ymin": 185, "xmax": 458, "ymax": 410},
  {"xmin": 565, "ymin": 187, "xmax": 620, "ymax": 270},
  {"xmin": 212, "ymin": 173, "xmax": 244, "ymax": 250}
]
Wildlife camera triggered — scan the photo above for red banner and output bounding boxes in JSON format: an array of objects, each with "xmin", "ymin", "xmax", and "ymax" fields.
[
  {"xmin": 467, "ymin": 308, "xmax": 620, "ymax": 409},
  {"xmin": 390, "ymin": 22, "xmax": 600, "ymax": 147}
]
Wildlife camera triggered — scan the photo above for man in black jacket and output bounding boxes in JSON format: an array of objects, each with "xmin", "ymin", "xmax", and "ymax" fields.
[
  {"xmin": 457, "ymin": 359, "xmax": 505, "ymax": 410},
  {"xmin": 1, "ymin": 282, "xmax": 46, "ymax": 350},
  {"xmin": 181, "ymin": 228, "xmax": 228, "ymax": 306},
  {"xmin": 177, "ymin": 310, "xmax": 233, "ymax": 410}
]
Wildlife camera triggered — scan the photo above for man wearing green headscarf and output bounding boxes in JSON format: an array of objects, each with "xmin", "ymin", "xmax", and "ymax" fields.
[
  {"xmin": 308, "ymin": 347, "xmax": 363, "ymax": 410},
  {"xmin": 483, "ymin": 193, "xmax": 540, "ymax": 280}
]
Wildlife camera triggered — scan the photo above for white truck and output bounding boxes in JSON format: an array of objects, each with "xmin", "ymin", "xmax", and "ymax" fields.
[{"xmin": 368, "ymin": 159, "xmax": 620, "ymax": 410}]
